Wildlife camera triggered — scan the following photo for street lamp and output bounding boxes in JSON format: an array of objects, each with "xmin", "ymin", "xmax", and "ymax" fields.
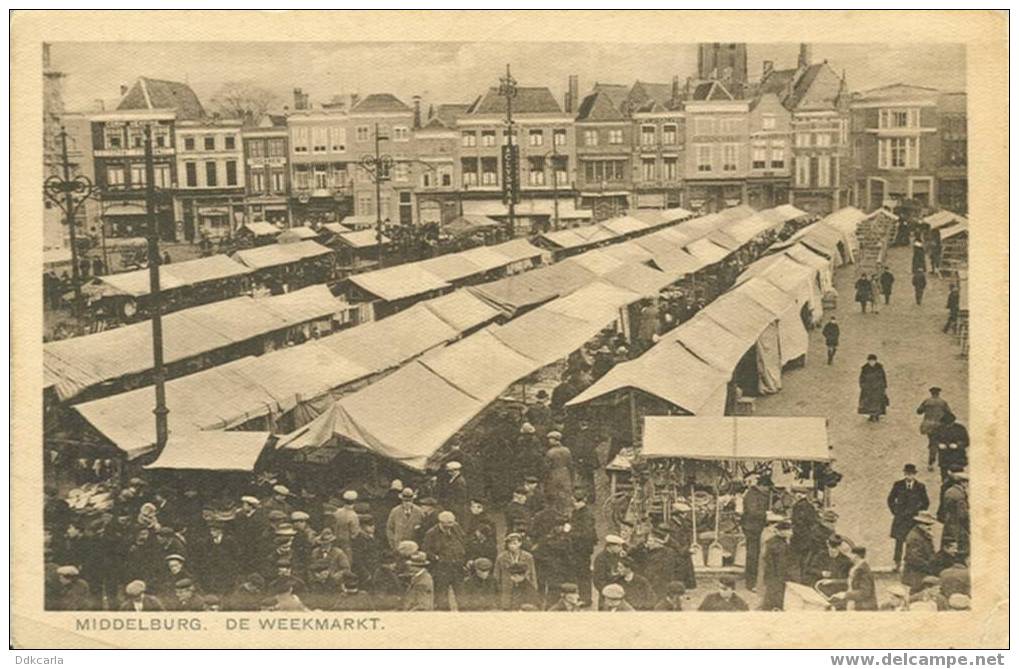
[
  {"xmin": 43, "ymin": 126, "xmax": 94, "ymax": 315},
  {"xmin": 358, "ymin": 123, "xmax": 394, "ymax": 267},
  {"xmin": 498, "ymin": 64, "xmax": 519, "ymax": 236}
]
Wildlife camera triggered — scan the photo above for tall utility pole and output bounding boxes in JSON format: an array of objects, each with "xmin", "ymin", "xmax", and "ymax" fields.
[
  {"xmin": 43, "ymin": 127, "xmax": 93, "ymax": 316},
  {"xmin": 550, "ymin": 138, "xmax": 560, "ymax": 231},
  {"xmin": 143, "ymin": 125, "xmax": 169, "ymax": 453},
  {"xmin": 359, "ymin": 124, "xmax": 393, "ymax": 267},
  {"xmin": 498, "ymin": 64, "xmax": 519, "ymax": 236}
]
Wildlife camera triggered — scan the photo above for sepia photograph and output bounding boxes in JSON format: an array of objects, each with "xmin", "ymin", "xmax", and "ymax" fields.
[{"xmin": 10, "ymin": 9, "xmax": 1009, "ymax": 652}]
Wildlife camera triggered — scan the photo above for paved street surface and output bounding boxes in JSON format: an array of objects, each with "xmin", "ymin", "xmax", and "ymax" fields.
[{"xmin": 754, "ymin": 245, "xmax": 968, "ymax": 570}]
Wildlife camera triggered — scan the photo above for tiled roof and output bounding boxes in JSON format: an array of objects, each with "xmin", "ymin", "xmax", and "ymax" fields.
[
  {"xmin": 592, "ymin": 83, "xmax": 630, "ymax": 111},
  {"xmin": 758, "ymin": 68, "xmax": 797, "ymax": 98},
  {"xmin": 468, "ymin": 87, "xmax": 562, "ymax": 114},
  {"xmin": 433, "ymin": 103, "xmax": 471, "ymax": 128},
  {"xmin": 854, "ymin": 83, "xmax": 941, "ymax": 105},
  {"xmin": 117, "ymin": 77, "xmax": 205, "ymax": 120},
  {"xmin": 690, "ymin": 80, "xmax": 733, "ymax": 102},
  {"xmin": 352, "ymin": 93, "xmax": 412, "ymax": 113},
  {"xmin": 576, "ymin": 90, "xmax": 626, "ymax": 122}
]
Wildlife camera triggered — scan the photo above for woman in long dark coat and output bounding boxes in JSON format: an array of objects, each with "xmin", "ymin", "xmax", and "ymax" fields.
[
  {"xmin": 858, "ymin": 354, "xmax": 888, "ymax": 422},
  {"xmin": 854, "ymin": 274, "xmax": 874, "ymax": 313}
]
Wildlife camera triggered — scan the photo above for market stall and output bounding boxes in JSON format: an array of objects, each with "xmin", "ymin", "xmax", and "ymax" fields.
[{"xmin": 603, "ymin": 416, "xmax": 834, "ymax": 569}]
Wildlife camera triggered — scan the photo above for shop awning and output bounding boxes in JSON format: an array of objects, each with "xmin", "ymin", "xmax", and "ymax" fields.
[
  {"xmin": 759, "ymin": 204, "xmax": 809, "ymax": 226},
  {"xmin": 320, "ymin": 223, "xmax": 352, "ymax": 236},
  {"xmin": 457, "ymin": 245, "xmax": 519, "ymax": 273},
  {"xmin": 418, "ymin": 329, "xmax": 538, "ymax": 403},
  {"xmin": 233, "ymin": 240, "xmax": 333, "ymax": 269},
  {"xmin": 540, "ymin": 224, "xmax": 616, "ymax": 250},
  {"xmin": 241, "ymin": 222, "xmax": 282, "ymax": 237},
  {"xmin": 348, "ymin": 263, "xmax": 450, "ymax": 302},
  {"xmin": 641, "ymin": 416, "xmax": 831, "ymax": 462},
  {"xmin": 722, "ymin": 214, "xmax": 777, "ymax": 244},
  {"xmin": 145, "ymin": 431, "xmax": 271, "ymax": 471},
  {"xmin": 104, "ymin": 203, "xmax": 147, "ymax": 217},
  {"xmin": 566, "ymin": 339, "xmax": 729, "ymax": 416}
]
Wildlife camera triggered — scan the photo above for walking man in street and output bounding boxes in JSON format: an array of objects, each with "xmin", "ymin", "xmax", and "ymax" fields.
[
  {"xmin": 901, "ymin": 511, "xmax": 937, "ymax": 594},
  {"xmin": 943, "ymin": 284, "xmax": 961, "ymax": 333},
  {"xmin": 855, "ymin": 273, "xmax": 874, "ymax": 313},
  {"xmin": 879, "ymin": 266, "xmax": 895, "ymax": 305},
  {"xmin": 917, "ymin": 387, "xmax": 952, "ymax": 471},
  {"xmin": 822, "ymin": 316, "xmax": 840, "ymax": 365},
  {"xmin": 886, "ymin": 464, "xmax": 930, "ymax": 571},
  {"xmin": 912, "ymin": 269, "xmax": 928, "ymax": 305}
]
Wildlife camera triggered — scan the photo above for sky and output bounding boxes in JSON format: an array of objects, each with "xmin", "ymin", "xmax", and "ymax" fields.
[{"xmin": 50, "ymin": 41, "xmax": 966, "ymax": 113}]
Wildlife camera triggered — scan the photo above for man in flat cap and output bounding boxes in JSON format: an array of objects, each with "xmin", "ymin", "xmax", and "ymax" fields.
[
  {"xmin": 263, "ymin": 484, "xmax": 294, "ymax": 517},
  {"xmin": 760, "ymin": 520, "xmax": 794, "ymax": 610},
  {"xmin": 494, "ymin": 532, "xmax": 537, "ymax": 610},
  {"xmin": 698, "ymin": 576, "xmax": 749, "ymax": 611},
  {"xmin": 599, "ymin": 583, "xmax": 634, "ymax": 612},
  {"xmin": 887, "ymin": 463, "xmax": 930, "ymax": 571},
  {"xmin": 460, "ymin": 557, "xmax": 499, "ymax": 611},
  {"xmin": 437, "ymin": 461, "xmax": 469, "ymax": 523},
  {"xmin": 332, "ymin": 490, "xmax": 361, "ymax": 562},
  {"xmin": 50, "ymin": 566, "xmax": 93, "ymax": 611},
  {"xmin": 507, "ymin": 562, "xmax": 543, "ymax": 611},
  {"xmin": 422, "ymin": 510, "xmax": 466, "ymax": 610},
  {"xmin": 387, "ymin": 488, "xmax": 425, "ymax": 550},
  {"xmin": 546, "ymin": 582, "xmax": 583, "ymax": 612},
  {"xmin": 303, "ymin": 559, "xmax": 340, "ymax": 611},
  {"xmin": 916, "ymin": 387, "xmax": 952, "ymax": 470},
  {"xmin": 167, "ymin": 578, "xmax": 206, "ymax": 611},
  {"xmin": 612, "ymin": 556, "xmax": 655, "ymax": 610},
  {"xmin": 119, "ymin": 580, "xmax": 164, "ymax": 611},
  {"xmin": 592, "ymin": 534, "xmax": 626, "ymax": 596},
  {"xmin": 901, "ymin": 511, "xmax": 937, "ymax": 593}
]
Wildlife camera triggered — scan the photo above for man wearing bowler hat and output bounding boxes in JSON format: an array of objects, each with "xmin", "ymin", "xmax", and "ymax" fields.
[{"xmin": 886, "ymin": 463, "xmax": 930, "ymax": 570}]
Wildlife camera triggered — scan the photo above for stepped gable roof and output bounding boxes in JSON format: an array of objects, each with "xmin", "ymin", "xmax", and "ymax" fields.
[
  {"xmin": 117, "ymin": 77, "xmax": 205, "ymax": 120},
  {"xmin": 468, "ymin": 87, "xmax": 562, "ymax": 114},
  {"xmin": 352, "ymin": 93, "xmax": 412, "ymax": 113}
]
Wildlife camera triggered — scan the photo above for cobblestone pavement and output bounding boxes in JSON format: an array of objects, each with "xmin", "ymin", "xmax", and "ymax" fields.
[{"xmin": 753, "ymin": 245, "xmax": 968, "ymax": 570}]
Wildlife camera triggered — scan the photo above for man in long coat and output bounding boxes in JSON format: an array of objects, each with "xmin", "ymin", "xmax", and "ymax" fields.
[
  {"xmin": 858, "ymin": 354, "xmax": 888, "ymax": 422},
  {"xmin": 493, "ymin": 533, "xmax": 537, "ymax": 610},
  {"xmin": 759, "ymin": 521, "xmax": 793, "ymax": 610},
  {"xmin": 901, "ymin": 512, "xmax": 937, "ymax": 593},
  {"xmin": 568, "ymin": 490, "xmax": 597, "ymax": 607},
  {"xmin": 886, "ymin": 464, "xmax": 930, "ymax": 569},
  {"xmin": 939, "ymin": 473, "xmax": 970, "ymax": 556},
  {"xmin": 916, "ymin": 387, "xmax": 952, "ymax": 469},
  {"xmin": 386, "ymin": 488, "xmax": 424, "ymax": 550},
  {"xmin": 543, "ymin": 432, "xmax": 575, "ymax": 518}
]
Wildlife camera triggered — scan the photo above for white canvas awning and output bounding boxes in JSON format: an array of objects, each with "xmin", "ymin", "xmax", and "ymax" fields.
[
  {"xmin": 145, "ymin": 431, "xmax": 271, "ymax": 471},
  {"xmin": 233, "ymin": 241, "xmax": 333, "ymax": 269},
  {"xmin": 641, "ymin": 416, "xmax": 831, "ymax": 462},
  {"xmin": 242, "ymin": 222, "xmax": 282, "ymax": 237}
]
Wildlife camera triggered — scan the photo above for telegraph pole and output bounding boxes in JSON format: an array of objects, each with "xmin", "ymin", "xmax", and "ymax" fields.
[
  {"xmin": 499, "ymin": 64, "xmax": 519, "ymax": 236},
  {"xmin": 374, "ymin": 122, "xmax": 384, "ymax": 264},
  {"xmin": 551, "ymin": 138, "xmax": 560, "ymax": 230},
  {"xmin": 143, "ymin": 124, "xmax": 169, "ymax": 453}
]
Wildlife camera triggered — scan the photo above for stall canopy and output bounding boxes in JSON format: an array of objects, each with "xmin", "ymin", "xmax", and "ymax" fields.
[
  {"xmin": 731, "ymin": 277, "xmax": 809, "ymax": 364},
  {"xmin": 348, "ymin": 263, "xmax": 451, "ymax": 302},
  {"xmin": 334, "ymin": 229, "xmax": 390, "ymax": 249},
  {"xmin": 539, "ymin": 224, "xmax": 616, "ymax": 251},
  {"xmin": 457, "ymin": 245, "xmax": 519, "ymax": 273},
  {"xmin": 233, "ymin": 240, "xmax": 333, "ymax": 269},
  {"xmin": 241, "ymin": 222, "xmax": 282, "ymax": 237},
  {"xmin": 940, "ymin": 221, "xmax": 968, "ymax": 240},
  {"xmin": 759, "ymin": 204, "xmax": 809, "ymax": 226},
  {"xmin": 419, "ymin": 290, "xmax": 503, "ymax": 332},
  {"xmin": 462, "ymin": 199, "xmax": 593, "ymax": 221},
  {"xmin": 467, "ymin": 261, "xmax": 598, "ymax": 315},
  {"xmin": 566, "ymin": 339, "xmax": 730, "ymax": 416},
  {"xmin": 73, "ymin": 290, "xmax": 496, "ymax": 457},
  {"xmin": 145, "ymin": 431, "xmax": 271, "ymax": 471},
  {"xmin": 85, "ymin": 254, "xmax": 251, "ymax": 299},
  {"xmin": 673, "ymin": 312, "xmax": 752, "ymax": 372},
  {"xmin": 923, "ymin": 210, "xmax": 965, "ymax": 230},
  {"xmin": 598, "ymin": 215, "xmax": 650, "ymax": 237},
  {"xmin": 641, "ymin": 416, "xmax": 831, "ymax": 462},
  {"xmin": 684, "ymin": 237, "xmax": 732, "ymax": 266},
  {"xmin": 45, "ymin": 287, "xmax": 345, "ymax": 401},
  {"xmin": 277, "ymin": 226, "xmax": 320, "ymax": 243},
  {"xmin": 320, "ymin": 223, "xmax": 352, "ymax": 236},
  {"xmin": 443, "ymin": 215, "xmax": 502, "ymax": 238},
  {"xmin": 44, "ymin": 248, "xmax": 74, "ymax": 269}
]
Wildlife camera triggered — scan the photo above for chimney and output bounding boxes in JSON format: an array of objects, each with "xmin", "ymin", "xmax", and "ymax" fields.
[
  {"xmin": 293, "ymin": 88, "xmax": 309, "ymax": 111},
  {"xmin": 671, "ymin": 75, "xmax": 680, "ymax": 103},
  {"xmin": 566, "ymin": 75, "xmax": 579, "ymax": 114},
  {"xmin": 120, "ymin": 84, "xmax": 128, "ymax": 97},
  {"xmin": 412, "ymin": 95, "xmax": 422, "ymax": 129},
  {"xmin": 763, "ymin": 60, "xmax": 774, "ymax": 80},
  {"xmin": 350, "ymin": 93, "xmax": 360, "ymax": 110},
  {"xmin": 798, "ymin": 43, "xmax": 811, "ymax": 69}
]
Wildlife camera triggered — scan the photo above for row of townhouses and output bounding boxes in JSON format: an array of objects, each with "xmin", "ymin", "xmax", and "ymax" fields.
[{"xmin": 47, "ymin": 43, "xmax": 968, "ymax": 246}]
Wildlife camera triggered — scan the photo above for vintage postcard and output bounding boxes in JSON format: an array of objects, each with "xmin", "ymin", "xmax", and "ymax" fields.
[{"xmin": 10, "ymin": 9, "xmax": 1009, "ymax": 649}]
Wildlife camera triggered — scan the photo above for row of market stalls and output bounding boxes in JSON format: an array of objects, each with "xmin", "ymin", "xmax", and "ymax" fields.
[
  {"xmin": 44, "ymin": 285, "xmax": 353, "ymax": 403},
  {"xmin": 69, "ymin": 290, "xmax": 505, "ymax": 460},
  {"xmin": 264, "ymin": 204, "xmax": 812, "ymax": 473},
  {"xmin": 65, "ymin": 203, "xmax": 812, "ymax": 479}
]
